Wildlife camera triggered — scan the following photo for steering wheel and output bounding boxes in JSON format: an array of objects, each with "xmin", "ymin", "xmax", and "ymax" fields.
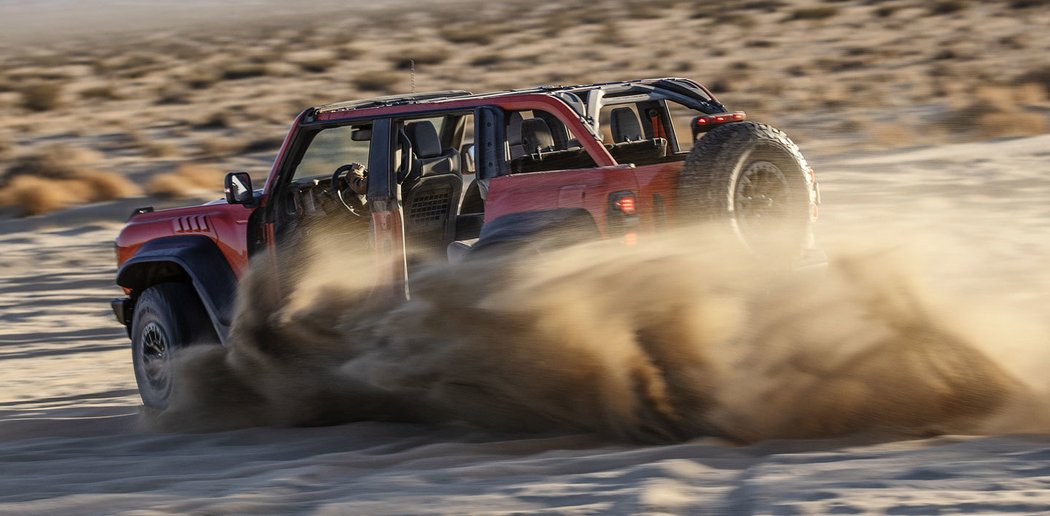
[{"xmin": 330, "ymin": 163, "xmax": 368, "ymax": 217}]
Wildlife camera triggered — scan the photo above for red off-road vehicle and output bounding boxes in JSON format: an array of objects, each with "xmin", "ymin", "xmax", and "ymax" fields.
[{"xmin": 112, "ymin": 77, "xmax": 821, "ymax": 408}]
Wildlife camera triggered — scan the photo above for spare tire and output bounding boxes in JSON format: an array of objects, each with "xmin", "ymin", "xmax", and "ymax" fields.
[{"xmin": 676, "ymin": 121, "xmax": 813, "ymax": 255}]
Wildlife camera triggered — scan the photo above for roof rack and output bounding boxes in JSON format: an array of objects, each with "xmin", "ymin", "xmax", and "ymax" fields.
[{"xmin": 316, "ymin": 90, "xmax": 473, "ymax": 114}]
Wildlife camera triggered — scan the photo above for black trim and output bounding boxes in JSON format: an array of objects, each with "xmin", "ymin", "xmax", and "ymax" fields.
[
  {"xmin": 470, "ymin": 208, "xmax": 599, "ymax": 255},
  {"xmin": 476, "ymin": 106, "xmax": 507, "ymax": 180},
  {"xmin": 367, "ymin": 118, "xmax": 398, "ymax": 204},
  {"xmin": 115, "ymin": 235, "xmax": 237, "ymax": 345}
]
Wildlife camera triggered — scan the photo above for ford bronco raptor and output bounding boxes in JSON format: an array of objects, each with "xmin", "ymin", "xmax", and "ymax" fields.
[{"xmin": 112, "ymin": 77, "xmax": 822, "ymax": 408}]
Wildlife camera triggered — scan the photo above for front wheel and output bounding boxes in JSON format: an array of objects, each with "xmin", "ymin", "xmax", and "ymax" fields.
[
  {"xmin": 131, "ymin": 283, "xmax": 218, "ymax": 409},
  {"xmin": 676, "ymin": 121, "xmax": 814, "ymax": 256}
]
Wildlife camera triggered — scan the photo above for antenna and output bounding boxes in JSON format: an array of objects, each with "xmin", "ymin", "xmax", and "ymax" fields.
[{"xmin": 410, "ymin": 59, "xmax": 416, "ymax": 94}]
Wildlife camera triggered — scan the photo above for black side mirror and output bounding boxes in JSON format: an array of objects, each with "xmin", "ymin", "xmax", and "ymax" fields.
[{"xmin": 224, "ymin": 172, "xmax": 254, "ymax": 205}]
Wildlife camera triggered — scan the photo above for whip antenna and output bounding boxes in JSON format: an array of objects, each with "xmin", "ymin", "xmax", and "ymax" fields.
[{"xmin": 410, "ymin": 59, "xmax": 416, "ymax": 93}]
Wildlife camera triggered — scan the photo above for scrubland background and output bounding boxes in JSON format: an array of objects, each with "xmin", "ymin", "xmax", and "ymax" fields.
[{"xmin": 0, "ymin": 0, "xmax": 1048, "ymax": 215}]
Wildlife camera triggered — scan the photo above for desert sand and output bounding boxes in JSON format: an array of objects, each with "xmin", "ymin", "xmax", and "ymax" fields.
[{"xmin": 2, "ymin": 0, "xmax": 1050, "ymax": 514}]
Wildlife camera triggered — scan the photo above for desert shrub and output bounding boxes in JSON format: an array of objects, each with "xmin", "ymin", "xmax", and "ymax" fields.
[
  {"xmin": 20, "ymin": 82, "xmax": 62, "ymax": 111},
  {"xmin": 625, "ymin": 3, "xmax": 664, "ymax": 18},
  {"xmin": 77, "ymin": 170, "xmax": 141, "ymax": 200},
  {"xmin": 940, "ymin": 86, "xmax": 1048, "ymax": 139},
  {"xmin": 786, "ymin": 6, "xmax": 839, "ymax": 20},
  {"xmin": 0, "ymin": 145, "xmax": 139, "ymax": 215},
  {"xmin": 193, "ymin": 111, "xmax": 233, "ymax": 130},
  {"xmin": 974, "ymin": 85, "xmax": 1042, "ymax": 111},
  {"xmin": 220, "ymin": 63, "xmax": 269, "ymax": 81},
  {"xmin": 242, "ymin": 136, "xmax": 285, "ymax": 154},
  {"xmin": 928, "ymin": 0, "xmax": 969, "ymax": 15},
  {"xmin": 592, "ymin": 21, "xmax": 626, "ymax": 45},
  {"xmin": 740, "ymin": 0, "xmax": 786, "ymax": 10},
  {"xmin": 438, "ymin": 24, "xmax": 500, "ymax": 45},
  {"xmin": 1015, "ymin": 66, "xmax": 1050, "ymax": 95},
  {"xmin": 715, "ymin": 12, "xmax": 758, "ymax": 28},
  {"xmin": 184, "ymin": 69, "xmax": 220, "ymax": 90},
  {"xmin": 154, "ymin": 85, "xmax": 190, "ymax": 105},
  {"xmin": 973, "ymin": 111, "xmax": 1047, "ymax": 138},
  {"xmin": 140, "ymin": 140, "xmax": 180, "ymax": 158},
  {"xmin": 1, "ymin": 145, "xmax": 100, "ymax": 185},
  {"xmin": 874, "ymin": 5, "xmax": 897, "ymax": 17},
  {"xmin": 746, "ymin": 39, "xmax": 777, "ymax": 48},
  {"xmin": 0, "ymin": 176, "xmax": 84, "ymax": 215},
  {"xmin": 148, "ymin": 163, "xmax": 225, "ymax": 199},
  {"xmin": 79, "ymin": 84, "xmax": 122, "ymax": 101},
  {"xmin": 298, "ymin": 56, "xmax": 337, "ymax": 74},
  {"xmin": 1009, "ymin": 0, "xmax": 1049, "ymax": 6},
  {"xmin": 708, "ymin": 78, "xmax": 732, "ymax": 93},
  {"xmin": 933, "ymin": 49, "xmax": 959, "ymax": 60},
  {"xmin": 352, "ymin": 71, "xmax": 403, "ymax": 93},
  {"xmin": 539, "ymin": 12, "xmax": 572, "ymax": 37},
  {"xmin": 388, "ymin": 48, "xmax": 450, "ymax": 70},
  {"xmin": 470, "ymin": 53, "xmax": 504, "ymax": 67},
  {"xmin": 335, "ymin": 44, "xmax": 363, "ymax": 61},
  {"xmin": 868, "ymin": 123, "xmax": 921, "ymax": 148},
  {"xmin": 198, "ymin": 137, "xmax": 245, "ymax": 158}
]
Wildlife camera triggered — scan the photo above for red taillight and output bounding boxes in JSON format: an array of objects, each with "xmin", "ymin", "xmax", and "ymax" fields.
[
  {"xmin": 614, "ymin": 195, "xmax": 636, "ymax": 215},
  {"xmin": 608, "ymin": 191, "xmax": 640, "ymax": 243},
  {"xmin": 695, "ymin": 111, "xmax": 746, "ymax": 128}
]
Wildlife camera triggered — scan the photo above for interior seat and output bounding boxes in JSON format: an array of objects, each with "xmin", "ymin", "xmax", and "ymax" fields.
[
  {"xmin": 401, "ymin": 121, "xmax": 463, "ymax": 263},
  {"xmin": 610, "ymin": 107, "xmax": 644, "ymax": 142},
  {"xmin": 506, "ymin": 112, "xmax": 526, "ymax": 160},
  {"xmin": 606, "ymin": 106, "xmax": 668, "ymax": 166},
  {"xmin": 520, "ymin": 118, "xmax": 556, "ymax": 155},
  {"xmin": 404, "ymin": 121, "xmax": 459, "ymax": 183}
]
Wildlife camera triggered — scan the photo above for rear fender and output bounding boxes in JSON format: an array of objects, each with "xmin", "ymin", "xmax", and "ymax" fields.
[{"xmin": 116, "ymin": 235, "xmax": 236, "ymax": 345}]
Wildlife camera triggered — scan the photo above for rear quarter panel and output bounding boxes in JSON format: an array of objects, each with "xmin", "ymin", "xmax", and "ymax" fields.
[{"xmin": 484, "ymin": 165, "xmax": 646, "ymax": 236}]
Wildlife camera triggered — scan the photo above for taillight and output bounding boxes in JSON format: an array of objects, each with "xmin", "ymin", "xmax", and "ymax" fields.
[
  {"xmin": 692, "ymin": 111, "xmax": 746, "ymax": 136},
  {"xmin": 614, "ymin": 195, "xmax": 636, "ymax": 215},
  {"xmin": 608, "ymin": 191, "xmax": 639, "ymax": 245}
]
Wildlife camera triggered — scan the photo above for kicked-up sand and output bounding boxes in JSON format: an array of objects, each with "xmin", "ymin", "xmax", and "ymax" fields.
[{"xmin": 1, "ymin": 133, "xmax": 1049, "ymax": 514}]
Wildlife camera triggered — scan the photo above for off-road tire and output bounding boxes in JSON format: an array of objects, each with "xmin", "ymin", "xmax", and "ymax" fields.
[
  {"xmin": 677, "ymin": 121, "xmax": 812, "ymax": 255},
  {"xmin": 131, "ymin": 282, "xmax": 218, "ymax": 409}
]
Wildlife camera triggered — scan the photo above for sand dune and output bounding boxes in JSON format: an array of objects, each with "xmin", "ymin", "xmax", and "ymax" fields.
[{"xmin": 1, "ymin": 133, "xmax": 1049, "ymax": 513}]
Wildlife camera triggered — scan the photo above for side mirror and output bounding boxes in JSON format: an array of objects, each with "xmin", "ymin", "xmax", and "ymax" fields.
[{"xmin": 224, "ymin": 172, "xmax": 254, "ymax": 205}]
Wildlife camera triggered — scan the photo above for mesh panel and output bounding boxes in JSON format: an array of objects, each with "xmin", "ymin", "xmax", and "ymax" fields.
[{"xmin": 407, "ymin": 188, "xmax": 452, "ymax": 232}]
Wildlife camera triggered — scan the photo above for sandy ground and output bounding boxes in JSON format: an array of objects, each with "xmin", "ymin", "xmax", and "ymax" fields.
[
  {"xmin": 1, "ymin": 0, "xmax": 1049, "ymax": 513},
  {"xmin": 1, "ymin": 133, "xmax": 1049, "ymax": 514}
]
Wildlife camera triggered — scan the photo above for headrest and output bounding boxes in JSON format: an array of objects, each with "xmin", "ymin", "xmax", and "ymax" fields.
[
  {"xmin": 610, "ymin": 107, "xmax": 643, "ymax": 142},
  {"xmin": 521, "ymin": 118, "xmax": 554, "ymax": 155},
  {"xmin": 506, "ymin": 111, "xmax": 525, "ymax": 145},
  {"xmin": 405, "ymin": 121, "xmax": 442, "ymax": 159}
]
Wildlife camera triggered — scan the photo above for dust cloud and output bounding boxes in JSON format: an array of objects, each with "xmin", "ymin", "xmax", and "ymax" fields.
[{"xmin": 148, "ymin": 221, "xmax": 1050, "ymax": 444}]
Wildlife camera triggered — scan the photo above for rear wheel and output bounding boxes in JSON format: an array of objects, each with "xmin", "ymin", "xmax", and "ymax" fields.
[
  {"xmin": 131, "ymin": 283, "xmax": 218, "ymax": 409},
  {"xmin": 676, "ymin": 121, "xmax": 813, "ymax": 255}
]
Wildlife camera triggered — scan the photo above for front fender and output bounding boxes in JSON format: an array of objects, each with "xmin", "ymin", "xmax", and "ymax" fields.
[{"xmin": 116, "ymin": 235, "xmax": 236, "ymax": 345}]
